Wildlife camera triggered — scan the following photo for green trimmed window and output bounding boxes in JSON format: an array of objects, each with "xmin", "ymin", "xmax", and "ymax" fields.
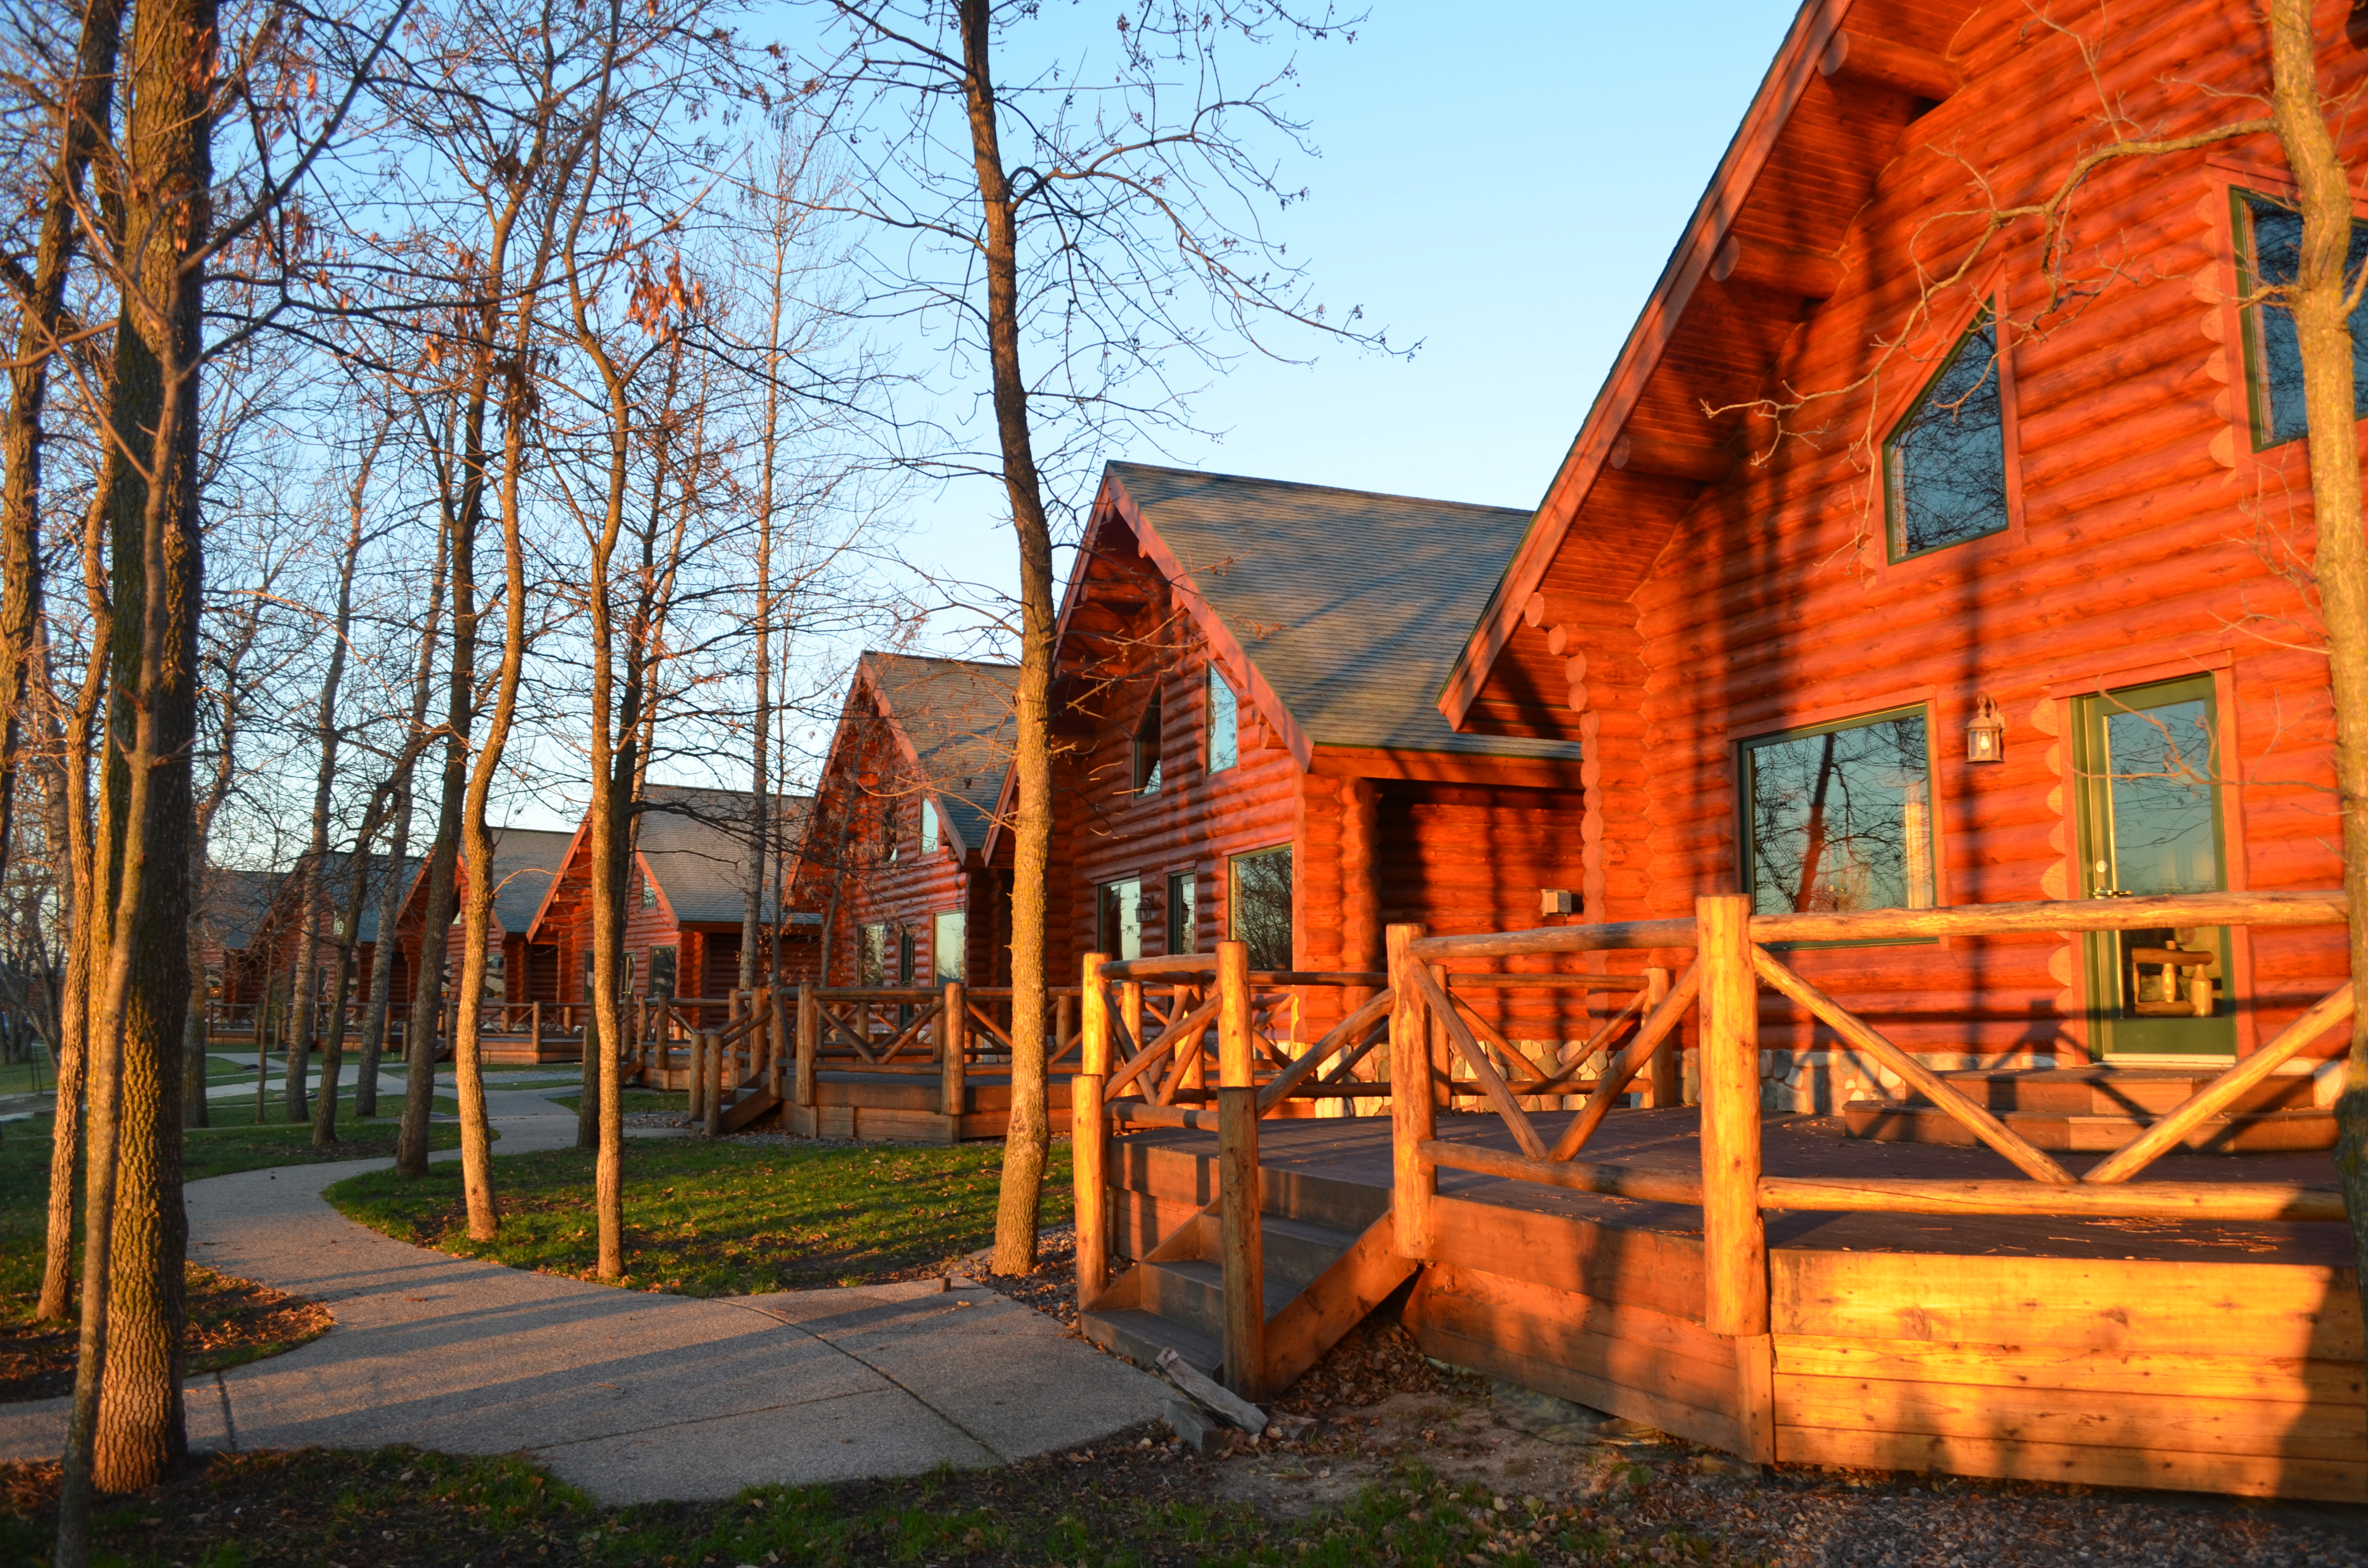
[
  {"xmin": 2236, "ymin": 190, "xmax": 2368, "ymax": 449},
  {"xmin": 1885, "ymin": 312, "xmax": 2009, "ymax": 559},
  {"xmin": 1740, "ymin": 709, "xmax": 1935, "ymax": 918}
]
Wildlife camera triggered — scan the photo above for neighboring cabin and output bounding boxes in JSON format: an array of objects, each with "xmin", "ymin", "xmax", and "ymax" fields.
[
  {"xmin": 1438, "ymin": 0, "xmax": 2351, "ymax": 1106},
  {"xmin": 528, "ymin": 784, "xmax": 819, "ymax": 1008},
  {"xmin": 389, "ymin": 826, "xmax": 576, "ymax": 1014},
  {"xmin": 998, "ymin": 461, "xmax": 1595, "ymax": 1043},
  {"xmin": 203, "ymin": 855, "xmax": 416, "ymax": 1019},
  {"xmin": 800, "ymin": 652, "xmax": 1020, "ymax": 990}
]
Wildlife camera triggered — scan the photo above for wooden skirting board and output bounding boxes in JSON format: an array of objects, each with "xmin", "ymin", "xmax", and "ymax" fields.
[{"xmin": 1104, "ymin": 1120, "xmax": 2366, "ymax": 1504}]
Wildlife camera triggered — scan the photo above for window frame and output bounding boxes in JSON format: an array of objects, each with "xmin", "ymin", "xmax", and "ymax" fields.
[
  {"xmin": 1733, "ymin": 702, "xmax": 1942, "ymax": 949},
  {"xmin": 1165, "ymin": 870, "xmax": 1198, "ymax": 955},
  {"xmin": 1096, "ymin": 877, "xmax": 1144, "ymax": 960},
  {"xmin": 1206, "ymin": 664, "xmax": 1239, "ymax": 774},
  {"xmin": 1228, "ymin": 844, "xmax": 1294, "ymax": 971},
  {"xmin": 2230, "ymin": 183, "xmax": 2368, "ymax": 452},
  {"xmin": 920, "ymin": 798, "xmax": 939, "ymax": 855},
  {"xmin": 1880, "ymin": 296, "xmax": 2023, "ymax": 564},
  {"xmin": 931, "ymin": 907, "xmax": 966, "ymax": 983}
]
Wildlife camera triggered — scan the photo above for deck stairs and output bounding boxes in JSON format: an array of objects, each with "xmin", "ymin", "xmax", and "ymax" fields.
[
  {"xmin": 1079, "ymin": 1148, "xmax": 1413, "ymax": 1395},
  {"xmin": 715, "ymin": 1067, "xmax": 779, "ymax": 1132},
  {"xmin": 1842, "ymin": 1065, "xmax": 2333, "ymax": 1153}
]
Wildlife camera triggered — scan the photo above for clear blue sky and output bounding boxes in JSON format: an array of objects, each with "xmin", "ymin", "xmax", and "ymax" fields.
[{"xmin": 898, "ymin": 0, "xmax": 1801, "ymax": 612}]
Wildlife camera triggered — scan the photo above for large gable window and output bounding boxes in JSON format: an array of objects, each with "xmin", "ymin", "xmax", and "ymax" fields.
[
  {"xmin": 1884, "ymin": 311, "xmax": 2010, "ymax": 560},
  {"xmin": 2237, "ymin": 190, "xmax": 2368, "ymax": 449},
  {"xmin": 1740, "ymin": 709, "xmax": 1935, "ymax": 919},
  {"xmin": 1134, "ymin": 691, "xmax": 1163, "ymax": 794},
  {"xmin": 1207, "ymin": 666, "xmax": 1238, "ymax": 773}
]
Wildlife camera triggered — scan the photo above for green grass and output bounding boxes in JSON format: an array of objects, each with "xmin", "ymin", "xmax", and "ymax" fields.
[
  {"xmin": 199, "ymin": 1090, "xmax": 460, "ymax": 1130},
  {"xmin": 326, "ymin": 1136, "xmax": 1073, "ymax": 1294},
  {"xmin": 546, "ymin": 1088, "xmax": 681, "ymax": 1115},
  {"xmin": 0, "ymin": 1056, "xmax": 50, "ymax": 1097},
  {"xmin": 0, "ymin": 1444, "xmax": 1584, "ymax": 1568}
]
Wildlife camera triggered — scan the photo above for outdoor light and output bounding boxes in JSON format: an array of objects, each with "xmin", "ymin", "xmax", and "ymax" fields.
[{"xmin": 1966, "ymin": 694, "xmax": 2005, "ymax": 763}]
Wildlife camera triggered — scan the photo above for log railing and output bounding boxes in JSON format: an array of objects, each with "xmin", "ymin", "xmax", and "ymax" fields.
[{"xmin": 1389, "ymin": 890, "xmax": 2354, "ymax": 1464}]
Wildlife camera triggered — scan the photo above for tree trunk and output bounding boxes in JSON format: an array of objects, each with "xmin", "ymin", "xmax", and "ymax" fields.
[
  {"xmin": 2266, "ymin": 0, "xmax": 2368, "ymax": 1379},
  {"xmin": 0, "ymin": 0, "xmax": 123, "ymax": 895},
  {"xmin": 953, "ymin": 3, "xmax": 1059, "ymax": 1274},
  {"xmin": 282, "ymin": 864, "xmax": 318, "ymax": 1122}
]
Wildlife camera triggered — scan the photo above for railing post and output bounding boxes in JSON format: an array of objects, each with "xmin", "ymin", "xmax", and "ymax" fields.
[
  {"xmin": 1075, "ymin": 954, "xmax": 1111, "ymax": 1306},
  {"xmin": 1388, "ymin": 923, "xmax": 1433, "ymax": 1260},
  {"xmin": 530, "ymin": 1001, "xmax": 543, "ymax": 1060},
  {"xmin": 1218, "ymin": 1080, "xmax": 1265, "ymax": 1402},
  {"xmin": 703, "ymin": 1030, "xmax": 724, "ymax": 1137},
  {"xmin": 767, "ymin": 989, "xmax": 786, "ymax": 1102},
  {"xmin": 1216, "ymin": 941, "xmax": 1252, "ymax": 1088},
  {"xmin": 795, "ymin": 983, "xmax": 818, "ymax": 1109},
  {"xmin": 1644, "ymin": 967, "xmax": 1677, "ymax": 1108},
  {"xmin": 1697, "ymin": 894, "xmax": 1773, "ymax": 1465},
  {"xmin": 1120, "ymin": 979, "xmax": 1144, "ymax": 1072},
  {"xmin": 1056, "ymin": 991, "xmax": 1075, "ymax": 1063},
  {"xmin": 940, "ymin": 980, "xmax": 967, "ymax": 1123},
  {"xmin": 687, "ymin": 1029, "xmax": 706, "ymax": 1124},
  {"xmin": 1219, "ymin": 938, "xmax": 1266, "ymax": 1404}
]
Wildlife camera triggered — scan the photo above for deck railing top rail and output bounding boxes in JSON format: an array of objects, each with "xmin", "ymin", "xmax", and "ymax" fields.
[{"xmin": 1405, "ymin": 889, "xmax": 2348, "ymax": 962}]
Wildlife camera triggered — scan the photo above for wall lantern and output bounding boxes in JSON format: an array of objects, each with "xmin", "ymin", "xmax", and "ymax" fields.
[{"xmin": 1965, "ymin": 695, "xmax": 2005, "ymax": 763}]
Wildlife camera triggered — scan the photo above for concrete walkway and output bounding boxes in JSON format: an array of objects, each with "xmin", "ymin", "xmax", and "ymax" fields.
[{"xmin": 0, "ymin": 1093, "xmax": 1165, "ymax": 1503}]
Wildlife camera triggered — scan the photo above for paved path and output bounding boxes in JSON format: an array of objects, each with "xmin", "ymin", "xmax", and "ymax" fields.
[{"xmin": 0, "ymin": 1092, "xmax": 1165, "ymax": 1503}]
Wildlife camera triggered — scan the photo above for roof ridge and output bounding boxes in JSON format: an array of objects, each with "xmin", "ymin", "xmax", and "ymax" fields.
[{"xmin": 1110, "ymin": 459, "xmax": 1531, "ymax": 519}]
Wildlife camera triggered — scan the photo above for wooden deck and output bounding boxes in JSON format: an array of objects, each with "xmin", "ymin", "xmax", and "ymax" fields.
[
  {"xmin": 777, "ymin": 1069, "xmax": 1078, "ymax": 1144},
  {"xmin": 1108, "ymin": 1109, "xmax": 2365, "ymax": 1503}
]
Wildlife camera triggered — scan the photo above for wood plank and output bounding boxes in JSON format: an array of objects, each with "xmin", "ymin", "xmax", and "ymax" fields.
[
  {"xmin": 1427, "ymin": 1194, "xmax": 1705, "ymax": 1324},
  {"xmin": 1262, "ymin": 1212, "xmax": 1418, "ymax": 1393},
  {"xmin": 1774, "ymin": 1335, "xmax": 2368, "ymax": 1404},
  {"xmin": 1777, "ymin": 1423, "xmax": 2368, "ymax": 1504},
  {"xmin": 1411, "ymin": 1291, "xmax": 1742, "ymax": 1454},
  {"xmin": 1778, "ymin": 1370, "xmax": 2368, "ymax": 1463},
  {"xmin": 1773, "ymin": 1250, "xmax": 2366, "ymax": 1360}
]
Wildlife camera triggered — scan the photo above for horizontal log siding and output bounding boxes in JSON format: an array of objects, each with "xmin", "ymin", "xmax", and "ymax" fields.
[
  {"xmin": 1503, "ymin": 0, "xmax": 2356, "ymax": 1063},
  {"xmin": 811, "ymin": 681, "xmax": 978, "ymax": 987}
]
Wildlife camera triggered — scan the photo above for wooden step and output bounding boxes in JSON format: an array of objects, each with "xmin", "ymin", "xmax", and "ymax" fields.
[
  {"xmin": 1841, "ymin": 1100, "xmax": 2337, "ymax": 1153},
  {"xmin": 1080, "ymin": 1306, "xmax": 1221, "ymax": 1377}
]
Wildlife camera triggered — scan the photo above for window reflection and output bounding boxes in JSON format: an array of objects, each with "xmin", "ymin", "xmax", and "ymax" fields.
[{"xmin": 1743, "ymin": 712, "xmax": 1935, "ymax": 916}]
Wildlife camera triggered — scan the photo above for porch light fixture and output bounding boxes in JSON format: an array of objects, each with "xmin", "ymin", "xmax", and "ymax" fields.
[{"xmin": 1965, "ymin": 695, "xmax": 2005, "ymax": 763}]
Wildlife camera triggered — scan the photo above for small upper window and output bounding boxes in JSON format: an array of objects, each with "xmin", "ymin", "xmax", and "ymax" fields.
[
  {"xmin": 2237, "ymin": 190, "xmax": 2368, "ymax": 449},
  {"xmin": 1885, "ymin": 310, "xmax": 2010, "ymax": 560},
  {"xmin": 1740, "ymin": 709, "xmax": 1935, "ymax": 919},
  {"xmin": 921, "ymin": 799, "xmax": 939, "ymax": 854},
  {"xmin": 1134, "ymin": 692, "xmax": 1163, "ymax": 794},
  {"xmin": 1207, "ymin": 666, "xmax": 1238, "ymax": 773},
  {"xmin": 641, "ymin": 873, "xmax": 657, "ymax": 910}
]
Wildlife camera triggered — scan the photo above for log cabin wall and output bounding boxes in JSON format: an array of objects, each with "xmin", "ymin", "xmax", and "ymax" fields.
[{"xmin": 1447, "ymin": 0, "xmax": 2357, "ymax": 1106}]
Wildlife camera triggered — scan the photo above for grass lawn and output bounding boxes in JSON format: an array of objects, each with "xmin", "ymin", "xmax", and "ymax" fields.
[
  {"xmin": 326, "ymin": 1137, "xmax": 1073, "ymax": 1294},
  {"xmin": 0, "ymin": 1442, "xmax": 1557, "ymax": 1568},
  {"xmin": 0, "ymin": 1057, "xmax": 51, "ymax": 1097},
  {"xmin": 199, "ymin": 1090, "xmax": 460, "ymax": 1133}
]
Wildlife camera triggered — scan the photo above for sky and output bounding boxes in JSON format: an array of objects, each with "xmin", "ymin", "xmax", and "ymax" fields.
[{"xmin": 890, "ymin": 0, "xmax": 1803, "ymax": 612}]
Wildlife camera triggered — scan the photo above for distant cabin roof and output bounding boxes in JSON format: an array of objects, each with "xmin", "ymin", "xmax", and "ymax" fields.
[
  {"xmin": 480, "ymin": 828, "xmax": 575, "ymax": 935},
  {"xmin": 200, "ymin": 867, "xmax": 284, "ymax": 951},
  {"xmin": 637, "ymin": 784, "xmax": 814, "ymax": 927},
  {"xmin": 1105, "ymin": 463, "xmax": 1587, "ymax": 763},
  {"xmin": 861, "ymin": 652, "xmax": 1020, "ymax": 852},
  {"xmin": 320, "ymin": 850, "xmax": 422, "ymax": 944}
]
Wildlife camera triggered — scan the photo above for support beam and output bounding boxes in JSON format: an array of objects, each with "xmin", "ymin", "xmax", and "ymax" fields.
[
  {"xmin": 1610, "ymin": 431, "xmax": 1736, "ymax": 484},
  {"xmin": 1818, "ymin": 29, "xmax": 1958, "ymax": 101},
  {"xmin": 1710, "ymin": 235, "xmax": 1845, "ymax": 301}
]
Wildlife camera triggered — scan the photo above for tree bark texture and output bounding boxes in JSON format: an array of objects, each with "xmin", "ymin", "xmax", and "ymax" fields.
[{"xmin": 2266, "ymin": 0, "xmax": 2368, "ymax": 1372}]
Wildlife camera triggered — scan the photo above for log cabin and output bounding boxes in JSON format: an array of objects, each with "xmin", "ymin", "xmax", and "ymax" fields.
[
  {"xmin": 1438, "ymin": 0, "xmax": 2357, "ymax": 1126},
  {"xmin": 1005, "ymin": 462, "xmax": 1597, "ymax": 1046},
  {"xmin": 525, "ymin": 784, "xmax": 819, "ymax": 1012},
  {"xmin": 391, "ymin": 826, "xmax": 576, "ymax": 1015},
  {"xmin": 799, "ymin": 651, "xmax": 1020, "ymax": 989},
  {"xmin": 205, "ymin": 854, "xmax": 415, "ymax": 1028},
  {"xmin": 1074, "ymin": 0, "xmax": 2367, "ymax": 1510}
]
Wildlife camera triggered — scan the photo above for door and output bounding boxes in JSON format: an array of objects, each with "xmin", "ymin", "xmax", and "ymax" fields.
[{"xmin": 2073, "ymin": 675, "xmax": 2235, "ymax": 1058}]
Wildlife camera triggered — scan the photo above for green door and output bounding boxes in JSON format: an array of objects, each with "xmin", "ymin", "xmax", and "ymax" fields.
[{"xmin": 2073, "ymin": 675, "xmax": 2235, "ymax": 1058}]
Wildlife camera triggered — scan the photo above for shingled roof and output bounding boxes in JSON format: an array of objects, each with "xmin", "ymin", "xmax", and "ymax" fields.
[
  {"xmin": 860, "ymin": 652, "xmax": 1020, "ymax": 853},
  {"xmin": 1103, "ymin": 463, "xmax": 1588, "ymax": 763},
  {"xmin": 637, "ymin": 784, "xmax": 814, "ymax": 926},
  {"xmin": 199, "ymin": 867, "xmax": 284, "ymax": 952},
  {"xmin": 479, "ymin": 828, "xmax": 574, "ymax": 935}
]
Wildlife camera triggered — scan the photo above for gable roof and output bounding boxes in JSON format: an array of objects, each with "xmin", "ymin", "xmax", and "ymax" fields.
[
  {"xmin": 854, "ymin": 652, "xmax": 1021, "ymax": 855},
  {"xmin": 636, "ymin": 784, "xmax": 814, "ymax": 927},
  {"xmin": 1099, "ymin": 462, "xmax": 1588, "ymax": 764},
  {"xmin": 199, "ymin": 867, "xmax": 284, "ymax": 952},
  {"xmin": 477, "ymin": 828, "xmax": 575, "ymax": 935},
  {"xmin": 1441, "ymin": 0, "xmax": 1976, "ymax": 727}
]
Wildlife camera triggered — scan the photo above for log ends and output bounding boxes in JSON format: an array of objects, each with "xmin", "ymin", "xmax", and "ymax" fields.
[{"xmin": 1817, "ymin": 29, "xmax": 1959, "ymax": 103}]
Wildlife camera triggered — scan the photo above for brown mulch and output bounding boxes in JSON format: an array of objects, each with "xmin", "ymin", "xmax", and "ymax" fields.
[{"xmin": 0, "ymin": 1264, "xmax": 331, "ymax": 1403}]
